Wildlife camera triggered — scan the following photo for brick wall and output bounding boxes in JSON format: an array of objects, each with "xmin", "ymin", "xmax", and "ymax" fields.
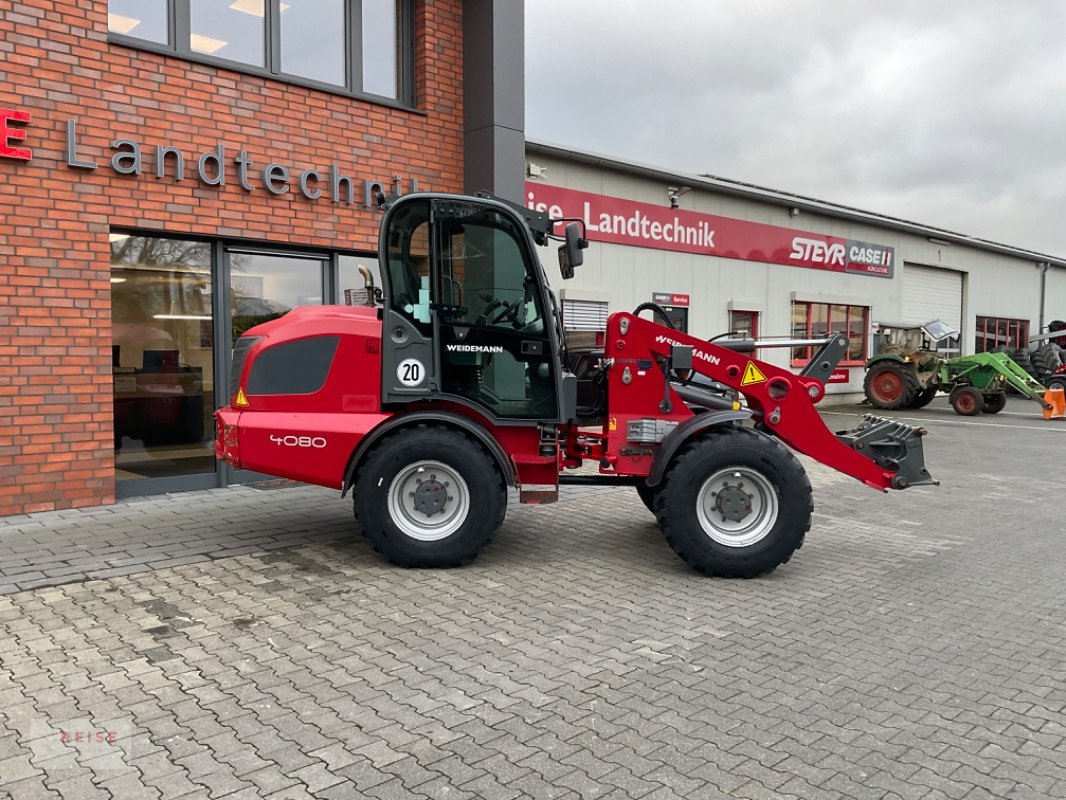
[{"xmin": 0, "ymin": 0, "xmax": 465, "ymax": 515}]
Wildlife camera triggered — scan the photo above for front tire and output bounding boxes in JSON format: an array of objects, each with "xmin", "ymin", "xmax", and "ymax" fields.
[
  {"xmin": 950, "ymin": 385, "xmax": 985, "ymax": 416},
  {"xmin": 655, "ymin": 427, "xmax": 812, "ymax": 578},
  {"xmin": 355, "ymin": 426, "xmax": 506, "ymax": 567}
]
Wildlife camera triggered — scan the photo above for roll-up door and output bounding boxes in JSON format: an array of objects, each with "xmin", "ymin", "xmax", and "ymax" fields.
[
  {"xmin": 901, "ymin": 264, "xmax": 962, "ymax": 332},
  {"xmin": 562, "ymin": 298, "xmax": 609, "ymax": 331}
]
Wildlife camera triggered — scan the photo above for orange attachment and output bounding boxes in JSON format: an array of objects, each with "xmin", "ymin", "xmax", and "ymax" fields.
[{"xmin": 1043, "ymin": 387, "xmax": 1065, "ymax": 420}]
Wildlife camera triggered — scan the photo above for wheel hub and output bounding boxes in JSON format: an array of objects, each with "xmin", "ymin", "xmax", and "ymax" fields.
[
  {"xmin": 412, "ymin": 475, "xmax": 451, "ymax": 516},
  {"xmin": 387, "ymin": 461, "xmax": 469, "ymax": 541},
  {"xmin": 714, "ymin": 482, "xmax": 753, "ymax": 522},
  {"xmin": 696, "ymin": 468, "xmax": 779, "ymax": 548}
]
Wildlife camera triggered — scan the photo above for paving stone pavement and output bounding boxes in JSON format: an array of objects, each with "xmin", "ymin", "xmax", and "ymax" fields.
[{"xmin": 0, "ymin": 399, "xmax": 1064, "ymax": 799}]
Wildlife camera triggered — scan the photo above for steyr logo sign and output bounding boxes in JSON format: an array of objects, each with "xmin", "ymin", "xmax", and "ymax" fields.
[
  {"xmin": 0, "ymin": 108, "xmax": 32, "ymax": 160},
  {"xmin": 527, "ymin": 182, "xmax": 895, "ymax": 279}
]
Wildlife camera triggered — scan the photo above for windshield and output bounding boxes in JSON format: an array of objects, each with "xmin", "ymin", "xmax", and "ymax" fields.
[{"xmin": 922, "ymin": 319, "xmax": 959, "ymax": 342}]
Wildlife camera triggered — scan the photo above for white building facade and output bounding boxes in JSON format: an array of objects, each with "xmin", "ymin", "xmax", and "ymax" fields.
[{"xmin": 526, "ymin": 141, "xmax": 1066, "ymax": 396}]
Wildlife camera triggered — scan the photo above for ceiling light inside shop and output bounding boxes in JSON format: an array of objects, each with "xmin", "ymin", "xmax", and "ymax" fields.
[
  {"xmin": 153, "ymin": 314, "xmax": 212, "ymax": 321},
  {"xmin": 107, "ymin": 13, "xmax": 141, "ymax": 34},
  {"xmin": 109, "ymin": 277, "xmax": 127, "ymax": 283},
  {"xmin": 190, "ymin": 34, "xmax": 228, "ymax": 55},
  {"xmin": 108, "ymin": 233, "xmax": 130, "ymax": 243},
  {"xmin": 229, "ymin": 0, "xmax": 289, "ymax": 15}
]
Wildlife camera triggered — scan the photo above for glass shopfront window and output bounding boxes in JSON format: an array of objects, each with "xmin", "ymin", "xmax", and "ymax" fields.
[
  {"xmin": 338, "ymin": 254, "xmax": 381, "ymax": 306},
  {"xmin": 791, "ymin": 301, "xmax": 869, "ymax": 365},
  {"xmin": 976, "ymin": 315, "xmax": 1029, "ymax": 353},
  {"xmin": 111, "ymin": 232, "xmax": 361, "ymax": 495},
  {"xmin": 229, "ymin": 251, "xmax": 326, "ymax": 339},
  {"xmin": 111, "ymin": 235, "xmax": 216, "ymax": 481}
]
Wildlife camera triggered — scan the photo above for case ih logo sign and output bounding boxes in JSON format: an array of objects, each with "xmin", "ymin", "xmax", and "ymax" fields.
[{"xmin": 527, "ymin": 183, "xmax": 894, "ymax": 279}]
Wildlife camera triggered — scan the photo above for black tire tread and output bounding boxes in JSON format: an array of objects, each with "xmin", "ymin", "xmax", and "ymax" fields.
[
  {"xmin": 1032, "ymin": 344, "xmax": 1063, "ymax": 378},
  {"xmin": 654, "ymin": 427, "xmax": 812, "ymax": 578},
  {"xmin": 982, "ymin": 393, "xmax": 1007, "ymax": 414},
  {"xmin": 354, "ymin": 424, "xmax": 506, "ymax": 568},
  {"xmin": 635, "ymin": 484, "xmax": 656, "ymax": 514},
  {"xmin": 909, "ymin": 386, "xmax": 938, "ymax": 409}
]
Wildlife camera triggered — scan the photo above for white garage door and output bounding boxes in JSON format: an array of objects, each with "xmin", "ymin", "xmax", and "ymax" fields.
[{"xmin": 901, "ymin": 264, "xmax": 962, "ymax": 332}]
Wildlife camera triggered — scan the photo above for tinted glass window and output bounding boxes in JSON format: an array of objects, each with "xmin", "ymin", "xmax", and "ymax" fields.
[
  {"xmin": 229, "ymin": 252, "xmax": 325, "ymax": 339},
  {"xmin": 282, "ymin": 0, "xmax": 346, "ymax": 85},
  {"xmin": 108, "ymin": 0, "xmax": 169, "ymax": 43},
  {"xmin": 190, "ymin": 0, "xmax": 266, "ymax": 66},
  {"xmin": 362, "ymin": 0, "xmax": 398, "ymax": 98},
  {"xmin": 108, "ymin": 1, "xmax": 410, "ymax": 100},
  {"xmin": 385, "ymin": 200, "xmax": 431, "ymax": 329},
  {"xmin": 247, "ymin": 336, "xmax": 339, "ymax": 395}
]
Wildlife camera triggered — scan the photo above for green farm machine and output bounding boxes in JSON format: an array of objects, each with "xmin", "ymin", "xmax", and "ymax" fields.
[{"xmin": 863, "ymin": 320, "xmax": 1056, "ymax": 417}]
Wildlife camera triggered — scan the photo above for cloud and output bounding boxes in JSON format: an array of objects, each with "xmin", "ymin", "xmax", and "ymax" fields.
[{"xmin": 526, "ymin": 1, "xmax": 1066, "ymax": 256}]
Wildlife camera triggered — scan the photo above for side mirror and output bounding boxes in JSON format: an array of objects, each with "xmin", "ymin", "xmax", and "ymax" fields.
[{"xmin": 559, "ymin": 222, "xmax": 587, "ymax": 280}]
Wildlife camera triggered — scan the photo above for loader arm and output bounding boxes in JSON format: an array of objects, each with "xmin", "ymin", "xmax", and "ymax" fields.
[
  {"xmin": 942, "ymin": 353, "xmax": 1052, "ymax": 409},
  {"xmin": 613, "ymin": 313, "xmax": 936, "ymax": 491}
]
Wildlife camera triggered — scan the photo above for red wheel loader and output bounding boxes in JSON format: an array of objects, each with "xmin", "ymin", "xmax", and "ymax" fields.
[{"xmin": 215, "ymin": 192, "xmax": 936, "ymax": 577}]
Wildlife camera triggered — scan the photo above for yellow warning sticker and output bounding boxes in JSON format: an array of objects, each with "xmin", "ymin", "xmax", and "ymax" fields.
[
  {"xmin": 235, "ymin": 387, "xmax": 249, "ymax": 407},
  {"xmin": 741, "ymin": 362, "xmax": 767, "ymax": 386},
  {"xmin": 608, "ymin": 417, "xmax": 618, "ymax": 431}
]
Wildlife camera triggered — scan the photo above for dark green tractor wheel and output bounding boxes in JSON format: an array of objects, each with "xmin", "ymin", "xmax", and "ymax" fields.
[{"xmin": 982, "ymin": 393, "xmax": 1007, "ymax": 414}]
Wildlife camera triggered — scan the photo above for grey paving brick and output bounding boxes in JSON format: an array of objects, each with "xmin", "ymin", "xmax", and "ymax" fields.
[{"xmin": 0, "ymin": 407, "xmax": 1064, "ymax": 800}]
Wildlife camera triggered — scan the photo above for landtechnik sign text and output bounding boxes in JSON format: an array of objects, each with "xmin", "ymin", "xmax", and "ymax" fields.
[{"xmin": 527, "ymin": 182, "xmax": 895, "ymax": 278}]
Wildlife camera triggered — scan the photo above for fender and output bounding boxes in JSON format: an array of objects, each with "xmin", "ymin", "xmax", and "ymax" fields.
[
  {"xmin": 645, "ymin": 409, "xmax": 752, "ymax": 488},
  {"xmin": 340, "ymin": 410, "xmax": 518, "ymax": 497},
  {"xmin": 864, "ymin": 354, "xmax": 908, "ymax": 370}
]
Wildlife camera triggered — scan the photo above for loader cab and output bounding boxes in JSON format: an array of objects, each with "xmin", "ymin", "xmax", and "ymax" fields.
[{"xmin": 378, "ymin": 193, "xmax": 571, "ymax": 423}]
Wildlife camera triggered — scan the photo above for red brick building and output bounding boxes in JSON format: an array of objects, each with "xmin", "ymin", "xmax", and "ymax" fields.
[{"xmin": 0, "ymin": 0, "xmax": 525, "ymax": 515}]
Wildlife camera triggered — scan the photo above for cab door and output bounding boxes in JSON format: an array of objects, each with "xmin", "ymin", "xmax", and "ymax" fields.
[{"xmin": 433, "ymin": 199, "xmax": 558, "ymax": 422}]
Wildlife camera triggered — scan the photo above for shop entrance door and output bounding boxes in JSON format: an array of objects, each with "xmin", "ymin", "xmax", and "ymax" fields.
[
  {"xmin": 111, "ymin": 235, "xmax": 219, "ymax": 497},
  {"xmin": 221, "ymin": 248, "xmax": 329, "ymax": 485}
]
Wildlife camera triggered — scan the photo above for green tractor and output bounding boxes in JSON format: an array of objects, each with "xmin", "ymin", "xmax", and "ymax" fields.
[{"xmin": 864, "ymin": 320, "xmax": 1052, "ymax": 416}]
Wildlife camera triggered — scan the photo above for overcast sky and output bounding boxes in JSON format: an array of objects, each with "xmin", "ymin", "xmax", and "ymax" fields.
[{"xmin": 525, "ymin": 1, "xmax": 1066, "ymax": 257}]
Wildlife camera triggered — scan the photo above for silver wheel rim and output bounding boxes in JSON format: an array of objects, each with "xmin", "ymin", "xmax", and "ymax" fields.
[
  {"xmin": 387, "ymin": 460, "xmax": 470, "ymax": 541},
  {"xmin": 696, "ymin": 467, "xmax": 779, "ymax": 548}
]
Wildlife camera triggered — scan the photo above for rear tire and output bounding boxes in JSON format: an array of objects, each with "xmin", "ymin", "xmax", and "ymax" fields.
[
  {"xmin": 655, "ymin": 427, "xmax": 812, "ymax": 578},
  {"xmin": 1032, "ymin": 344, "xmax": 1063, "ymax": 378},
  {"xmin": 950, "ymin": 385, "xmax": 985, "ymax": 416},
  {"xmin": 982, "ymin": 393, "xmax": 1007, "ymax": 414},
  {"xmin": 355, "ymin": 426, "xmax": 506, "ymax": 567},
  {"xmin": 864, "ymin": 362, "xmax": 917, "ymax": 409}
]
